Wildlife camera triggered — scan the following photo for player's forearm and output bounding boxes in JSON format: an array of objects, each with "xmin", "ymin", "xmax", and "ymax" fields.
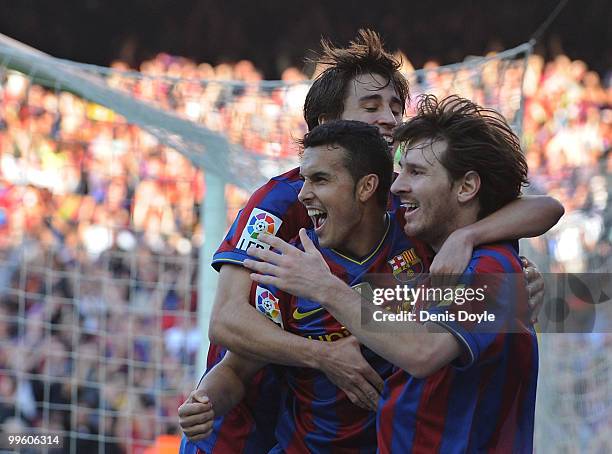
[
  {"xmin": 317, "ymin": 275, "xmax": 458, "ymax": 378},
  {"xmin": 198, "ymin": 364, "xmax": 247, "ymax": 417},
  {"xmin": 462, "ymin": 195, "xmax": 564, "ymax": 245},
  {"xmin": 210, "ymin": 300, "xmax": 323, "ymax": 369},
  {"xmin": 209, "ymin": 264, "xmax": 324, "ymax": 368}
]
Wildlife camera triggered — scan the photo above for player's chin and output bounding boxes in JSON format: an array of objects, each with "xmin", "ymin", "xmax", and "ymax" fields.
[
  {"xmin": 318, "ymin": 236, "xmax": 330, "ymax": 249},
  {"xmin": 402, "ymin": 222, "xmax": 421, "ymax": 238}
]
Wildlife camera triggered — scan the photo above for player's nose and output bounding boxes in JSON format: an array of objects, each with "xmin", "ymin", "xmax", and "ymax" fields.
[
  {"xmin": 391, "ymin": 172, "xmax": 411, "ymax": 196},
  {"xmin": 298, "ymin": 180, "xmax": 313, "ymax": 204},
  {"xmin": 376, "ymin": 106, "xmax": 398, "ymax": 130}
]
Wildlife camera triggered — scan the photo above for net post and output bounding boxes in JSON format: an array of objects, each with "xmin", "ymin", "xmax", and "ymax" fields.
[
  {"xmin": 516, "ymin": 41, "xmax": 535, "ymax": 138},
  {"xmin": 196, "ymin": 146, "xmax": 228, "ymax": 377}
]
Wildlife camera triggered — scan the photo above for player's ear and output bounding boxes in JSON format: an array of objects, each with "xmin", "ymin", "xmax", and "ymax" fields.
[
  {"xmin": 456, "ymin": 170, "xmax": 480, "ymax": 203},
  {"xmin": 318, "ymin": 114, "xmax": 329, "ymax": 125},
  {"xmin": 356, "ymin": 174, "xmax": 379, "ymax": 203}
]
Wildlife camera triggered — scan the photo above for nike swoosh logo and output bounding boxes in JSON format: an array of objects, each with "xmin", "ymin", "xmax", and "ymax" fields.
[{"xmin": 292, "ymin": 306, "xmax": 325, "ymax": 320}]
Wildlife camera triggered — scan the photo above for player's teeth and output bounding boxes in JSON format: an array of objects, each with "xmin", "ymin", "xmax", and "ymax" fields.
[{"xmin": 308, "ymin": 208, "xmax": 326, "ymax": 217}]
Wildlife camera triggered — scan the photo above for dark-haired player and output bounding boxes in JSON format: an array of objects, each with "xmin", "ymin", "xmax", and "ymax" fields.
[{"xmin": 185, "ymin": 120, "xmax": 431, "ymax": 452}]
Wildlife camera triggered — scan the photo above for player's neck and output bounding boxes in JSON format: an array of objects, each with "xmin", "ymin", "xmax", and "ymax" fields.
[
  {"xmin": 429, "ymin": 210, "xmax": 478, "ymax": 252},
  {"xmin": 335, "ymin": 208, "xmax": 389, "ymax": 260}
]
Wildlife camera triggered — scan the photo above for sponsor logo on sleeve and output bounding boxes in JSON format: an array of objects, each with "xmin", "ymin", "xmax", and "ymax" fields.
[
  {"xmin": 237, "ymin": 208, "xmax": 283, "ymax": 251},
  {"xmin": 255, "ymin": 286, "xmax": 283, "ymax": 328}
]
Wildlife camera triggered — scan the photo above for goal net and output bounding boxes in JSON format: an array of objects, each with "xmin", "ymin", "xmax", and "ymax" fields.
[{"xmin": 0, "ymin": 33, "xmax": 608, "ymax": 453}]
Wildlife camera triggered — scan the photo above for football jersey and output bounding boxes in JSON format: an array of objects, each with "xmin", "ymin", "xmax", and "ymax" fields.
[
  {"xmin": 377, "ymin": 243, "xmax": 538, "ymax": 454},
  {"xmin": 197, "ymin": 168, "xmax": 402, "ymax": 453},
  {"xmin": 252, "ymin": 211, "xmax": 433, "ymax": 453}
]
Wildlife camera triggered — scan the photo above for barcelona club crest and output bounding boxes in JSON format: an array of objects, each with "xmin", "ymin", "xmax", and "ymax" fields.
[
  {"xmin": 255, "ymin": 286, "xmax": 284, "ymax": 328},
  {"xmin": 388, "ymin": 248, "xmax": 424, "ymax": 282}
]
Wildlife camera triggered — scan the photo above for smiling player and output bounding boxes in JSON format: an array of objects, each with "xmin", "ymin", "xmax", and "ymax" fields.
[{"xmin": 186, "ymin": 120, "xmax": 433, "ymax": 453}]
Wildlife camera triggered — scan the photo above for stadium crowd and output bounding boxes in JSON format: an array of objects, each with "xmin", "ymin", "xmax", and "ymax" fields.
[{"xmin": 0, "ymin": 48, "xmax": 610, "ymax": 452}]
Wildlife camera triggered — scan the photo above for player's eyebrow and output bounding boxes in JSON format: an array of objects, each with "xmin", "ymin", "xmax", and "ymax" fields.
[
  {"xmin": 406, "ymin": 162, "xmax": 428, "ymax": 171},
  {"xmin": 358, "ymin": 93, "xmax": 403, "ymax": 107},
  {"xmin": 399, "ymin": 154, "xmax": 427, "ymax": 170},
  {"xmin": 358, "ymin": 94, "xmax": 382, "ymax": 103},
  {"xmin": 311, "ymin": 170, "xmax": 332, "ymax": 179},
  {"xmin": 301, "ymin": 170, "xmax": 333, "ymax": 180}
]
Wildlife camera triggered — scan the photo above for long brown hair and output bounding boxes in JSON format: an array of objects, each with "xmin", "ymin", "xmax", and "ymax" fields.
[{"xmin": 395, "ymin": 95, "xmax": 529, "ymax": 218}]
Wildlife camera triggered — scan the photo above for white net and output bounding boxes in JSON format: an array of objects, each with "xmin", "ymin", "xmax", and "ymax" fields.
[
  {"xmin": 0, "ymin": 33, "xmax": 609, "ymax": 453},
  {"xmin": 535, "ymin": 333, "xmax": 612, "ymax": 453},
  {"xmin": 404, "ymin": 44, "xmax": 533, "ymax": 134}
]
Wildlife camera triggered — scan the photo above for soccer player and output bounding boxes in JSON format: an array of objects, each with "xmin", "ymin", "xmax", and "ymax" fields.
[
  {"xmin": 179, "ymin": 30, "xmax": 560, "ymax": 451},
  {"xmin": 187, "ymin": 120, "xmax": 435, "ymax": 452},
  {"xmin": 179, "ymin": 30, "xmax": 409, "ymax": 454},
  {"xmin": 246, "ymin": 95, "xmax": 544, "ymax": 452}
]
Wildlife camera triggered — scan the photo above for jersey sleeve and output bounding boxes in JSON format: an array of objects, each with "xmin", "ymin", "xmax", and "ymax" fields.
[
  {"xmin": 425, "ymin": 245, "xmax": 527, "ymax": 370},
  {"xmin": 247, "ymin": 234, "xmax": 305, "ymax": 330},
  {"xmin": 248, "ymin": 281, "xmax": 288, "ymax": 329},
  {"xmin": 212, "ymin": 169, "xmax": 311, "ymax": 271}
]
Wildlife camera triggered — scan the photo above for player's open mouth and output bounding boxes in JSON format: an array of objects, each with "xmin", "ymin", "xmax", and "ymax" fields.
[
  {"xmin": 308, "ymin": 208, "xmax": 328, "ymax": 231},
  {"xmin": 402, "ymin": 202, "xmax": 419, "ymax": 216}
]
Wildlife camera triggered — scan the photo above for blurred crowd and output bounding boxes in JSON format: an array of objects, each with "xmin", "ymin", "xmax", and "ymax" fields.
[
  {"xmin": 519, "ymin": 54, "xmax": 612, "ymax": 274},
  {"xmin": 0, "ymin": 49, "xmax": 610, "ymax": 452}
]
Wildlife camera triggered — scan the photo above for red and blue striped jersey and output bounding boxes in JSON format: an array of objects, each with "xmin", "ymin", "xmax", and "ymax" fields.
[
  {"xmin": 180, "ymin": 343, "xmax": 281, "ymax": 454},
  {"xmin": 252, "ymin": 211, "xmax": 433, "ymax": 453},
  {"xmin": 377, "ymin": 243, "xmax": 538, "ymax": 454}
]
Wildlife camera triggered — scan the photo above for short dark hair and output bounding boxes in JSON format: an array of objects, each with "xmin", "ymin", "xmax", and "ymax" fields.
[
  {"xmin": 394, "ymin": 95, "xmax": 529, "ymax": 218},
  {"xmin": 301, "ymin": 120, "xmax": 392, "ymax": 207},
  {"xmin": 303, "ymin": 29, "xmax": 410, "ymax": 131}
]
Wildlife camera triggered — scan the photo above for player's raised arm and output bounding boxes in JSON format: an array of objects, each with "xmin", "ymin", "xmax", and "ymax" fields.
[{"xmin": 245, "ymin": 231, "xmax": 460, "ymax": 378}]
